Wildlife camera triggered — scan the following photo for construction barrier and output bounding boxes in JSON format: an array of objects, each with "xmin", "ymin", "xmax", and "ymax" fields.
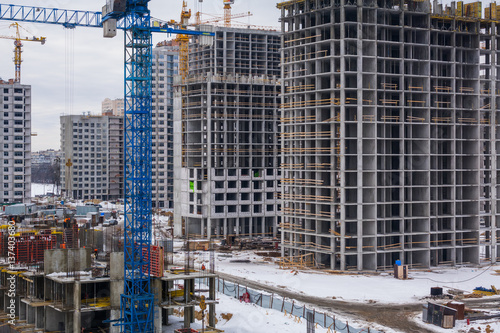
[{"xmin": 216, "ymin": 278, "xmax": 379, "ymax": 333}]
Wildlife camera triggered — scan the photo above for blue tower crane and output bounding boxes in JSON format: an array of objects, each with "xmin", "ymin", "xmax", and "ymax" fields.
[{"xmin": 0, "ymin": 2, "xmax": 213, "ymax": 332}]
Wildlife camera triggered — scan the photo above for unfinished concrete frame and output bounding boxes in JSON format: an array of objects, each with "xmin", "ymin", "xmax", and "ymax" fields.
[
  {"xmin": 279, "ymin": 0, "xmax": 499, "ymax": 270},
  {"xmin": 174, "ymin": 27, "xmax": 281, "ymax": 239}
]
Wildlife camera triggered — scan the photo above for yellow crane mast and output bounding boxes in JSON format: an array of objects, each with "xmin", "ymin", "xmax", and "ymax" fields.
[
  {"xmin": 0, "ymin": 23, "xmax": 46, "ymax": 83},
  {"xmin": 177, "ymin": 1, "xmax": 191, "ymax": 82},
  {"xmin": 223, "ymin": 0, "xmax": 235, "ymax": 27}
]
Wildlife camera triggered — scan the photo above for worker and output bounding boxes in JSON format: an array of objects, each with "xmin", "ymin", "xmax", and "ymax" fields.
[
  {"xmin": 201, "ymin": 263, "xmax": 206, "ymax": 271},
  {"xmin": 94, "ymin": 248, "xmax": 98, "ymax": 259},
  {"xmin": 240, "ymin": 290, "xmax": 250, "ymax": 303}
]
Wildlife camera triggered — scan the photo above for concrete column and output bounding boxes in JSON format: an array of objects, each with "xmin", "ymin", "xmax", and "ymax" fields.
[
  {"xmin": 208, "ymin": 277, "xmax": 216, "ymax": 327},
  {"xmin": 153, "ymin": 279, "xmax": 162, "ymax": 331},
  {"xmin": 109, "ymin": 309, "xmax": 121, "ymax": 333},
  {"xmin": 73, "ymin": 281, "xmax": 81, "ymax": 333}
]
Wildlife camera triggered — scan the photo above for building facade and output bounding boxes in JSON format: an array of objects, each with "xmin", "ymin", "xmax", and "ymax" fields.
[
  {"xmin": 174, "ymin": 27, "xmax": 281, "ymax": 239},
  {"xmin": 0, "ymin": 80, "xmax": 31, "ymax": 203},
  {"xmin": 101, "ymin": 98, "xmax": 124, "ymax": 116},
  {"xmin": 60, "ymin": 114, "xmax": 123, "ymax": 201},
  {"xmin": 278, "ymin": 0, "xmax": 499, "ymax": 270},
  {"xmin": 151, "ymin": 41, "xmax": 179, "ymax": 209}
]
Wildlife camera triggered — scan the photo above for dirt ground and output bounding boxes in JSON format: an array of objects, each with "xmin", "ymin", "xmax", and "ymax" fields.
[{"xmin": 217, "ymin": 271, "xmax": 435, "ymax": 333}]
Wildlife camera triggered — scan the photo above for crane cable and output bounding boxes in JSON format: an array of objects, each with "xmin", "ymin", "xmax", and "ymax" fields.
[{"xmin": 64, "ymin": 27, "xmax": 75, "ymax": 115}]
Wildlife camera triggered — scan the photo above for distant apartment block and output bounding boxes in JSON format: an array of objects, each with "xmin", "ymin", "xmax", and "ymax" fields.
[
  {"xmin": 0, "ymin": 79, "xmax": 31, "ymax": 203},
  {"xmin": 152, "ymin": 40, "xmax": 179, "ymax": 209},
  {"xmin": 32, "ymin": 149, "xmax": 62, "ymax": 165},
  {"xmin": 60, "ymin": 114, "xmax": 123, "ymax": 201},
  {"xmin": 174, "ymin": 27, "xmax": 281, "ymax": 239},
  {"xmin": 102, "ymin": 98, "xmax": 124, "ymax": 116},
  {"xmin": 278, "ymin": 0, "xmax": 499, "ymax": 270}
]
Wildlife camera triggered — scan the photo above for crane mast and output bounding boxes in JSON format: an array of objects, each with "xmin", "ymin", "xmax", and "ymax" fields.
[{"xmin": 223, "ymin": 0, "xmax": 235, "ymax": 27}]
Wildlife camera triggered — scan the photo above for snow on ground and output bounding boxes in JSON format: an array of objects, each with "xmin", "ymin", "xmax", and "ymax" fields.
[
  {"xmin": 172, "ymin": 248, "xmax": 500, "ymax": 332},
  {"xmin": 206, "ymin": 250, "xmax": 500, "ymax": 305},
  {"xmin": 31, "ymin": 183, "xmax": 59, "ymax": 197},
  {"xmin": 163, "ymin": 292, "xmax": 332, "ymax": 333},
  {"xmin": 413, "ymin": 313, "xmax": 500, "ymax": 333}
]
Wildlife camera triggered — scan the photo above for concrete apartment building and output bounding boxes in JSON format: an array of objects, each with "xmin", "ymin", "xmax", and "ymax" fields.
[
  {"xmin": 60, "ymin": 114, "xmax": 123, "ymax": 201},
  {"xmin": 174, "ymin": 27, "xmax": 281, "ymax": 239},
  {"xmin": 278, "ymin": 0, "xmax": 500, "ymax": 270},
  {"xmin": 152, "ymin": 40, "xmax": 179, "ymax": 209},
  {"xmin": 101, "ymin": 98, "xmax": 124, "ymax": 116},
  {"xmin": 0, "ymin": 79, "xmax": 31, "ymax": 203}
]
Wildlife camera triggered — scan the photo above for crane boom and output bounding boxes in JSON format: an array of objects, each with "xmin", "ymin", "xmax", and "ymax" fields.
[
  {"xmin": 0, "ymin": 4, "xmax": 103, "ymax": 27},
  {"xmin": 0, "ymin": 2, "xmax": 213, "ymax": 332}
]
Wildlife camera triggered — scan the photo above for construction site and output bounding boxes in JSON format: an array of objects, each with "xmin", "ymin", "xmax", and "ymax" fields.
[
  {"xmin": 0, "ymin": 202, "xmax": 220, "ymax": 333},
  {"xmin": 278, "ymin": 0, "xmax": 500, "ymax": 271},
  {"xmin": 2, "ymin": 0, "xmax": 500, "ymax": 332}
]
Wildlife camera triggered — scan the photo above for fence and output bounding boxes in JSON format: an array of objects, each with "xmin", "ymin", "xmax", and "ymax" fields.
[{"xmin": 216, "ymin": 278, "xmax": 379, "ymax": 333}]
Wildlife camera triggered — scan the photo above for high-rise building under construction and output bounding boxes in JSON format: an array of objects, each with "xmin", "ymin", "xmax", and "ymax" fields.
[
  {"xmin": 278, "ymin": 0, "xmax": 499, "ymax": 270},
  {"xmin": 174, "ymin": 26, "xmax": 281, "ymax": 239}
]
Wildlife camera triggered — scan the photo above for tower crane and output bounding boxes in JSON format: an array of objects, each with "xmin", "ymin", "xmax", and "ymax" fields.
[
  {"xmin": 0, "ymin": 22, "xmax": 46, "ymax": 82},
  {"xmin": 0, "ymin": 2, "xmax": 213, "ymax": 332}
]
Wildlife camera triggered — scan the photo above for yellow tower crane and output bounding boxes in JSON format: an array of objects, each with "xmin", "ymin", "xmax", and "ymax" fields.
[
  {"xmin": 176, "ymin": 1, "xmax": 191, "ymax": 82},
  {"xmin": 0, "ymin": 23, "xmax": 46, "ymax": 83},
  {"xmin": 223, "ymin": 0, "xmax": 235, "ymax": 27}
]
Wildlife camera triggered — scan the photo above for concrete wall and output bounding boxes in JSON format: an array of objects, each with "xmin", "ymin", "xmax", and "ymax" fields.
[{"xmin": 44, "ymin": 248, "xmax": 91, "ymax": 275}]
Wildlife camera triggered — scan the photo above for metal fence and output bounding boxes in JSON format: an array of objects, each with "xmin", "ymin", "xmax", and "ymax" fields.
[{"xmin": 217, "ymin": 278, "xmax": 379, "ymax": 333}]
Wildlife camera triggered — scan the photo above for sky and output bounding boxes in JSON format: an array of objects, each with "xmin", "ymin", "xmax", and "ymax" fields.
[{"xmin": 0, "ymin": 0, "xmax": 282, "ymax": 151}]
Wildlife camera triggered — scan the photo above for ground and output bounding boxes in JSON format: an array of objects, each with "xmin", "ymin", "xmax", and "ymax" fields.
[{"xmin": 172, "ymin": 248, "xmax": 500, "ymax": 333}]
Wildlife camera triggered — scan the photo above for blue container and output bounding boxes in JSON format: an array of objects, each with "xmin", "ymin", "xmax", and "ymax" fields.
[{"xmin": 395, "ymin": 260, "xmax": 401, "ymax": 266}]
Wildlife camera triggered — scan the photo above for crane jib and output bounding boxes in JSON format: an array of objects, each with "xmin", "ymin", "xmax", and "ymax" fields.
[{"xmin": 0, "ymin": 3, "xmax": 214, "ymax": 37}]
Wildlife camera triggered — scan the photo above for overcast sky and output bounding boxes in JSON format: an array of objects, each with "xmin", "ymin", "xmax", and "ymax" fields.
[{"xmin": 0, "ymin": 0, "xmax": 281, "ymax": 151}]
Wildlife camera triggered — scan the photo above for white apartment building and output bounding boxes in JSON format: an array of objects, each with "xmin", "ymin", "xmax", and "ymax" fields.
[
  {"xmin": 0, "ymin": 79, "xmax": 31, "ymax": 203},
  {"xmin": 152, "ymin": 40, "xmax": 179, "ymax": 209},
  {"xmin": 60, "ymin": 114, "xmax": 123, "ymax": 201}
]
